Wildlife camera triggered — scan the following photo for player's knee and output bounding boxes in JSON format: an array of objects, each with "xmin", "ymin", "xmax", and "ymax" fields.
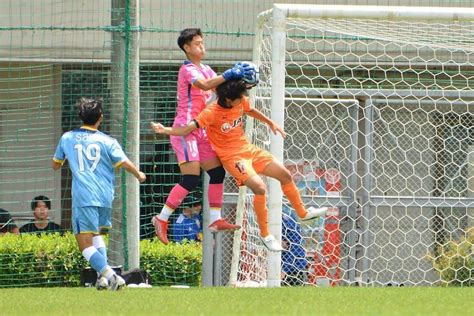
[
  {"xmin": 251, "ymin": 183, "xmax": 267, "ymax": 195},
  {"xmin": 207, "ymin": 166, "xmax": 225, "ymax": 184},
  {"xmin": 179, "ymin": 174, "xmax": 200, "ymax": 191},
  {"xmin": 280, "ymin": 169, "xmax": 293, "ymax": 184}
]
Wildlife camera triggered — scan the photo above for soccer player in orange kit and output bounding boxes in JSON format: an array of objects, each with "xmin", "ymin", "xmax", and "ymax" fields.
[{"xmin": 151, "ymin": 79, "xmax": 327, "ymax": 251}]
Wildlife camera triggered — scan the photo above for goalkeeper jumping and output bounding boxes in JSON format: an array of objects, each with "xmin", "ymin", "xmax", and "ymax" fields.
[
  {"xmin": 150, "ymin": 79, "xmax": 327, "ymax": 251},
  {"xmin": 151, "ymin": 28, "xmax": 256, "ymax": 244}
]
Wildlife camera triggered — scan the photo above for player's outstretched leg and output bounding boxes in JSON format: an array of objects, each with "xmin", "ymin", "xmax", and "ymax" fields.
[
  {"xmin": 152, "ymin": 174, "xmax": 200, "ymax": 244},
  {"xmin": 207, "ymin": 166, "xmax": 241, "ymax": 232},
  {"xmin": 301, "ymin": 205, "xmax": 328, "ymax": 221},
  {"xmin": 152, "ymin": 215, "xmax": 170, "ymax": 245},
  {"xmin": 243, "ymin": 174, "xmax": 284, "ymax": 252},
  {"xmin": 93, "ymin": 234, "xmax": 110, "ymax": 290},
  {"xmin": 281, "ymin": 181, "xmax": 327, "ymax": 220},
  {"xmin": 260, "ymin": 159, "xmax": 327, "ymax": 221},
  {"xmin": 260, "ymin": 234, "xmax": 283, "ymax": 252},
  {"xmin": 93, "ymin": 235, "xmax": 108, "ymax": 262},
  {"xmin": 208, "ymin": 218, "xmax": 241, "ymax": 232},
  {"xmin": 253, "ymin": 194, "xmax": 283, "ymax": 252},
  {"xmin": 81, "ymin": 243, "xmax": 126, "ymax": 291}
]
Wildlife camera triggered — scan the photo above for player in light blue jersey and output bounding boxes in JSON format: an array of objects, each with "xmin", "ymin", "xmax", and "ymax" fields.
[{"xmin": 52, "ymin": 97, "xmax": 146, "ymax": 291}]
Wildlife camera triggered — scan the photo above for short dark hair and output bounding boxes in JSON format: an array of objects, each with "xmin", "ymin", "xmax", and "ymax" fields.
[
  {"xmin": 177, "ymin": 28, "xmax": 202, "ymax": 52},
  {"xmin": 0, "ymin": 208, "xmax": 17, "ymax": 230},
  {"xmin": 216, "ymin": 80, "xmax": 249, "ymax": 108},
  {"xmin": 76, "ymin": 97, "xmax": 103, "ymax": 125},
  {"xmin": 31, "ymin": 195, "xmax": 51, "ymax": 211}
]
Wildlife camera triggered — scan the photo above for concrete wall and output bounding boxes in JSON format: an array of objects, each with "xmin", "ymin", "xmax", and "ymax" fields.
[
  {"xmin": 1, "ymin": 1, "xmax": 471, "ymax": 63},
  {"xmin": 0, "ymin": 63, "xmax": 62, "ymax": 224}
]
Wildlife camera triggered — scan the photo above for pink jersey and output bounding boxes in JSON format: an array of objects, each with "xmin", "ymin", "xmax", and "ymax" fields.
[{"xmin": 174, "ymin": 60, "xmax": 217, "ymax": 126}]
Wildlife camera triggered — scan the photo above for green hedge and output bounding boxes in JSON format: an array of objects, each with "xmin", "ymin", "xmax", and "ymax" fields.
[
  {"xmin": 141, "ymin": 239, "xmax": 201, "ymax": 286},
  {"xmin": 430, "ymin": 228, "xmax": 474, "ymax": 286},
  {"xmin": 0, "ymin": 232, "xmax": 201, "ymax": 288}
]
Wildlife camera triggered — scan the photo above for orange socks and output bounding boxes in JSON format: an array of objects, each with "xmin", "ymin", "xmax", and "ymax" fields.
[
  {"xmin": 281, "ymin": 182, "xmax": 307, "ymax": 218},
  {"xmin": 253, "ymin": 183, "xmax": 306, "ymax": 237},
  {"xmin": 253, "ymin": 194, "xmax": 270, "ymax": 237}
]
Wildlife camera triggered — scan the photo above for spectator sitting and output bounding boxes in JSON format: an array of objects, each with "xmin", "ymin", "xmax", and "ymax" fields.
[
  {"xmin": 0, "ymin": 207, "xmax": 20, "ymax": 236},
  {"xmin": 172, "ymin": 202, "xmax": 202, "ymax": 242},
  {"xmin": 20, "ymin": 195, "xmax": 62, "ymax": 234}
]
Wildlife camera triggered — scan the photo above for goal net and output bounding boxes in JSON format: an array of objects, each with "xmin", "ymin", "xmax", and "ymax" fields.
[{"xmin": 220, "ymin": 5, "xmax": 474, "ymax": 287}]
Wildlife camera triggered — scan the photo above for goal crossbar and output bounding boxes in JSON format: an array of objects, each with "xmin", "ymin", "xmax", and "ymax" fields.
[{"xmin": 272, "ymin": 4, "xmax": 474, "ymax": 21}]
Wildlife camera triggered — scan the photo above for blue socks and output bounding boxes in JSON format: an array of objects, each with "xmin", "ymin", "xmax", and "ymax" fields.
[{"xmin": 82, "ymin": 246, "xmax": 108, "ymax": 275}]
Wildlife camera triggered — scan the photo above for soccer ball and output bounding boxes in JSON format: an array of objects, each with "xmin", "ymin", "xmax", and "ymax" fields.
[{"xmin": 239, "ymin": 61, "xmax": 260, "ymax": 87}]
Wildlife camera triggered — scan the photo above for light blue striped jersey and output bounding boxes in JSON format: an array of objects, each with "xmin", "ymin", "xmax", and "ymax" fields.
[{"xmin": 53, "ymin": 126, "xmax": 128, "ymax": 208}]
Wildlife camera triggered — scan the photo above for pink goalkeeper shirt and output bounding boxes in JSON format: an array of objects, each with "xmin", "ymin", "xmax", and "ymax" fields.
[{"xmin": 174, "ymin": 60, "xmax": 217, "ymax": 126}]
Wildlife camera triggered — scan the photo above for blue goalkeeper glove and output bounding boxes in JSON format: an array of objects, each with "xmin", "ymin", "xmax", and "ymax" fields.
[
  {"xmin": 238, "ymin": 62, "xmax": 259, "ymax": 87},
  {"xmin": 222, "ymin": 64, "xmax": 245, "ymax": 81},
  {"xmin": 236, "ymin": 61, "xmax": 256, "ymax": 75}
]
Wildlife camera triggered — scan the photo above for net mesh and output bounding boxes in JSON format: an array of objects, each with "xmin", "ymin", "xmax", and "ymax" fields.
[
  {"xmin": 224, "ymin": 11, "xmax": 474, "ymax": 287},
  {"xmin": 0, "ymin": 0, "xmax": 473, "ymax": 288}
]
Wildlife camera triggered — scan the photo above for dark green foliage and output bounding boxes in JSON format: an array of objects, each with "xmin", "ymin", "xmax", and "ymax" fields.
[
  {"xmin": 140, "ymin": 239, "xmax": 202, "ymax": 286},
  {"xmin": 0, "ymin": 233, "xmax": 201, "ymax": 287}
]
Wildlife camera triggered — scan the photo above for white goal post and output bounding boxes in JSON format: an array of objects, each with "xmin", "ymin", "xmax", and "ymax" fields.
[{"xmin": 212, "ymin": 4, "xmax": 474, "ymax": 288}]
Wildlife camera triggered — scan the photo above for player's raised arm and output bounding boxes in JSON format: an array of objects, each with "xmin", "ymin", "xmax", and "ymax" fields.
[
  {"xmin": 150, "ymin": 121, "xmax": 198, "ymax": 136},
  {"xmin": 194, "ymin": 62, "xmax": 257, "ymax": 91},
  {"xmin": 246, "ymin": 108, "xmax": 286, "ymax": 138},
  {"xmin": 193, "ymin": 75, "xmax": 225, "ymax": 91}
]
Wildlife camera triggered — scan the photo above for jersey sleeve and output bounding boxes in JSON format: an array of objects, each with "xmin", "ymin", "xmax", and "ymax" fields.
[
  {"xmin": 242, "ymin": 96, "xmax": 252, "ymax": 113},
  {"xmin": 109, "ymin": 139, "xmax": 129, "ymax": 168},
  {"xmin": 195, "ymin": 107, "xmax": 215, "ymax": 128},
  {"xmin": 53, "ymin": 136, "xmax": 66, "ymax": 164},
  {"xmin": 183, "ymin": 64, "xmax": 204, "ymax": 85}
]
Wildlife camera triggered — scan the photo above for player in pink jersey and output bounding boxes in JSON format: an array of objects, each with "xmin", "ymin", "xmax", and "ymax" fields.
[{"xmin": 152, "ymin": 28, "xmax": 255, "ymax": 244}]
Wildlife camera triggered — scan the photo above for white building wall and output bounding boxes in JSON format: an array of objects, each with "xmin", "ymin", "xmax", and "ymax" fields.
[{"xmin": 1, "ymin": 0, "xmax": 471, "ymax": 63}]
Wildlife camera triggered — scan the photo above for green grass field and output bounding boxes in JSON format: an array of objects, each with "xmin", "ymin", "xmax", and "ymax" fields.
[{"xmin": 1, "ymin": 287, "xmax": 472, "ymax": 315}]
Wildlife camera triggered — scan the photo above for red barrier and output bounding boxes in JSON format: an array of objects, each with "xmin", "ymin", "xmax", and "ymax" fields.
[{"xmin": 308, "ymin": 168, "xmax": 342, "ymax": 287}]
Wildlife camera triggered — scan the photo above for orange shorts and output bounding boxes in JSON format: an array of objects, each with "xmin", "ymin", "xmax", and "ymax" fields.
[{"xmin": 220, "ymin": 145, "xmax": 274, "ymax": 186}]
